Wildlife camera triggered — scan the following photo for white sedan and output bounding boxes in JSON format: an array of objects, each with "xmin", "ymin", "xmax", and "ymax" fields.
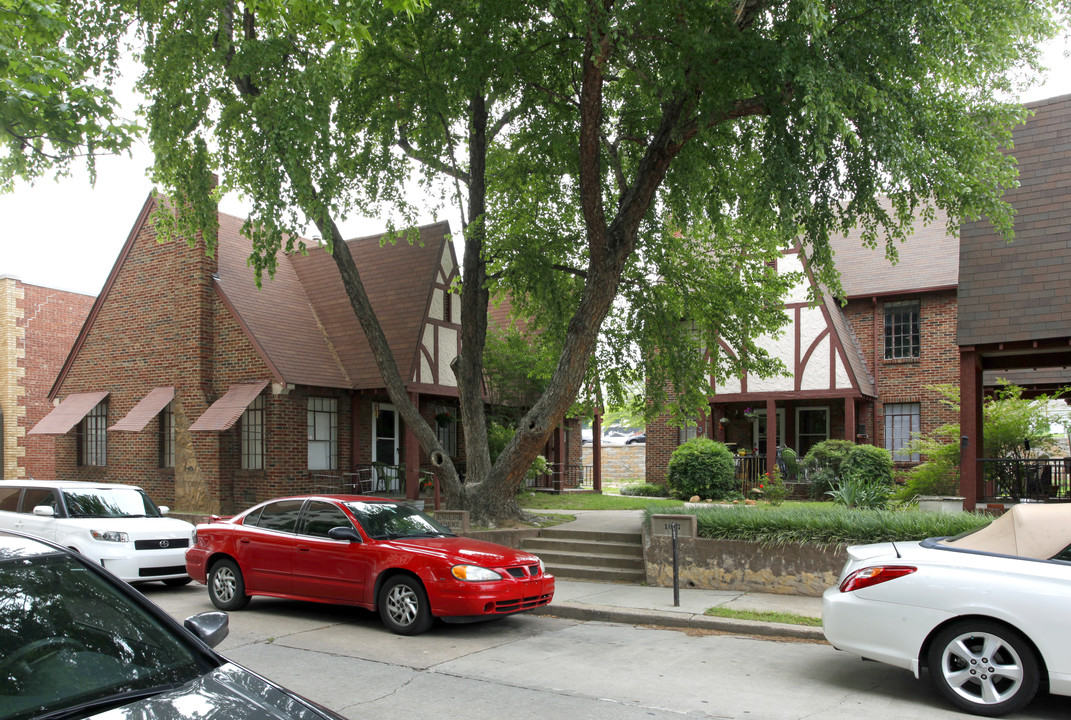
[{"xmin": 823, "ymin": 503, "xmax": 1071, "ymax": 717}]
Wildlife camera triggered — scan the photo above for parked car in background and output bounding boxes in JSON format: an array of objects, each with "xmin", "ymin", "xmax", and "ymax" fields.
[
  {"xmin": 0, "ymin": 530, "xmax": 346, "ymax": 720},
  {"xmin": 625, "ymin": 432, "xmax": 646, "ymax": 445},
  {"xmin": 0, "ymin": 480, "xmax": 195, "ymax": 585},
  {"xmin": 823, "ymin": 503, "xmax": 1071, "ymax": 717},
  {"xmin": 187, "ymin": 495, "xmax": 555, "ymax": 635}
]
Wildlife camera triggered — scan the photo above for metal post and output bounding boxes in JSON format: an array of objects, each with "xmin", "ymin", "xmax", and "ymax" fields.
[{"xmin": 671, "ymin": 521, "xmax": 680, "ymax": 607}]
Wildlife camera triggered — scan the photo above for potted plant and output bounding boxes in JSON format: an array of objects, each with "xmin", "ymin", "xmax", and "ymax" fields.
[{"xmin": 434, "ymin": 410, "xmax": 453, "ymax": 427}]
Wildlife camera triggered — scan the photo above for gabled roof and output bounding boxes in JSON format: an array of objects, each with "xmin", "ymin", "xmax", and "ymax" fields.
[
  {"xmin": 214, "ymin": 218, "xmax": 454, "ymax": 390},
  {"xmin": 821, "ymin": 291, "xmax": 876, "ymax": 397},
  {"xmin": 828, "ymin": 203, "xmax": 958, "ymax": 299}
]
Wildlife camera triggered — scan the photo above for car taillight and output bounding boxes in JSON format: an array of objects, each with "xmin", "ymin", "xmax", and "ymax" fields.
[{"xmin": 839, "ymin": 565, "xmax": 917, "ymax": 592}]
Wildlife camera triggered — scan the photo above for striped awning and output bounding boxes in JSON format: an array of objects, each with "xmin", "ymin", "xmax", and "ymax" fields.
[
  {"xmin": 189, "ymin": 381, "xmax": 269, "ymax": 431},
  {"xmin": 109, "ymin": 387, "xmax": 175, "ymax": 432},
  {"xmin": 28, "ymin": 391, "xmax": 109, "ymax": 435}
]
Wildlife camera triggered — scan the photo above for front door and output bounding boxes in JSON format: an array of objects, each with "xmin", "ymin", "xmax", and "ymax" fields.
[{"xmin": 373, "ymin": 404, "xmax": 400, "ymax": 492}]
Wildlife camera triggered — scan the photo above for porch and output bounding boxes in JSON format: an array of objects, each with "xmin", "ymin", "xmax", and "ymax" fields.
[{"xmin": 981, "ymin": 457, "xmax": 1071, "ymax": 503}]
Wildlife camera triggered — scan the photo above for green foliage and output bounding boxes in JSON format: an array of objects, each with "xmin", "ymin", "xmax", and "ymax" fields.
[
  {"xmin": 807, "ymin": 467, "xmax": 839, "ymax": 501},
  {"xmin": 762, "ymin": 468, "xmax": 788, "ymax": 506},
  {"xmin": 0, "ymin": 0, "xmax": 138, "ymax": 189},
  {"xmin": 667, "ymin": 438, "xmax": 737, "ymax": 500},
  {"xmin": 647, "ymin": 506, "xmax": 990, "ymax": 548},
  {"xmin": 803, "ymin": 439, "xmax": 857, "ymax": 475},
  {"xmin": 619, "ymin": 482, "xmax": 672, "ymax": 498},
  {"xmin": 780, "ymin": 447, "xmax": 799, "ymax": 479},
  {"xmin": 896, "ymin": 382, "xmax": 1070, "ymax": 503},
  {"xmin": 840, "ymin": 444, "xmax": 894, "ymax": 486},
  {"xmin": 826, "ymin": 478, "xmax": 891, "ymax": 509}
]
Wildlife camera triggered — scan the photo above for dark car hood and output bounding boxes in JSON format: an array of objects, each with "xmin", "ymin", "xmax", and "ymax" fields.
[
  {"xmin": 89, "ymin": 664, "xmax": 342, "ymax": 720},
  {"xmin": 386, "ymin": 536, "xmax": 540, "ymax": 566}
]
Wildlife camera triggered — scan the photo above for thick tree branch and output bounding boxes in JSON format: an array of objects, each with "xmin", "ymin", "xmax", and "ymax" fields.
[{"xmin": 395, "ymin": 124, "xmax": 470, "ymax": 184}]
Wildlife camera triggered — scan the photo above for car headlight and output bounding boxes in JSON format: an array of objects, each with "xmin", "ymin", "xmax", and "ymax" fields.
[
  {"xmin": 538, "ymin": 557, "xmax": 546, "ymax": 575},
  {"xmin": 191, "ymin": 528, "xmax": 198, "ymax": 546},
  {"xmin": 451, "ymin": 565, "xmax": 502, "ymax": 582},
  {"xmin": 91, "ymin": 530, "xmax": 129, "ymax": 543}
]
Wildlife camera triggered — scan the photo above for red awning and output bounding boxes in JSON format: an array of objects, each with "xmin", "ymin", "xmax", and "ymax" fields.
[
  {"xmin": 28, "ymin": 391, "xmax": 110, "ymax": 435},
  {"xmin": 109, "ymin": 387, "xmax": 175, "ymax": 432},
  {"xmin": 189, "ymin": 381, "xmax": 270, "ymax": 431}
]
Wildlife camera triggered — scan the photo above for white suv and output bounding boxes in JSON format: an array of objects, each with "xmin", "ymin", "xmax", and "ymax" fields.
[{"xmin": 0, "ymin": 480, "xmax": 195, "ymax": 585}]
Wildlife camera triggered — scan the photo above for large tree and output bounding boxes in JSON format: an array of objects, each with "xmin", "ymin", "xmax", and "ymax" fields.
[
  {"xmin": 0, "ymin": 0, "xmax": 137, "ymax": 189},
  {"xmin": 130, "ymin": 0, "xmax": 1064, "ymax": 523}
]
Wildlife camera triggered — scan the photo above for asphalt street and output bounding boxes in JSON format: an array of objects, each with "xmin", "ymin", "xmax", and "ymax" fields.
[{"xmin": 144, "ymin": 582, "xmax": 1071, "ymax": 720}]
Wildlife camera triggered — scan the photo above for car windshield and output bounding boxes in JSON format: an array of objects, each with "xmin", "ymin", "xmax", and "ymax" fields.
[
  {"xmin": 344, "ymin": 501, "xmax": 456, "ymax": 539},
  {"xmin": 0, "ymin": 551, "xmax": 214, "ymax": 720},
  {"xmin": 62, "ymin": 488, "xmax": 160, "ymax": 519}
]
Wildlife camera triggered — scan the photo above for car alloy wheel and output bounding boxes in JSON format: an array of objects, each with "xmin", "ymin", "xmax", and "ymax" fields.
[
  {"xmin": 208, "ymin": 559, "xmax": 250, "ymax": 611},
  {"xmin": 378, "ymin": 575, "xmax": 432, "ymax": 635},
  {"xmin": 927, "ymin": 620, "xmax": 1039, "ymax": 717}
]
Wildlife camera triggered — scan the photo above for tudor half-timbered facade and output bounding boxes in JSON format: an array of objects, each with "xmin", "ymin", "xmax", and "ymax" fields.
[{"xmin": 646, "ymin": 209, "xmax": 962, "ymax": 484}]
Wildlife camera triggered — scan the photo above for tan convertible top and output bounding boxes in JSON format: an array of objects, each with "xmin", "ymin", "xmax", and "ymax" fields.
[{"xmin": 941, "ymin": 503, "xmax": 1071, "ymax": 560}]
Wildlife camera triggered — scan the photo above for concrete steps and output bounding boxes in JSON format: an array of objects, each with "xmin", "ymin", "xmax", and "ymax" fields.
[{"xmin": 523, "ymin": 527, "xmax": 645, "ymax": 583}]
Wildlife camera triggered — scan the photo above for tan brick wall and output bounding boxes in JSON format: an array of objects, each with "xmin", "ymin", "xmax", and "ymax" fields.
[{"xmin": 583, "ymin": 444, "xmax": 645, "ymax": 482}]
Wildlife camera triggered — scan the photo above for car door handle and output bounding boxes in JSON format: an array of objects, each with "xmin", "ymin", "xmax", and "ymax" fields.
[
  {"xmin": 239, "ymin": 537, "xmax": 250, "ymax": 544},
  {"xmin": 296, "ymin": 545, "xmax": 310, "ymax": 552}
]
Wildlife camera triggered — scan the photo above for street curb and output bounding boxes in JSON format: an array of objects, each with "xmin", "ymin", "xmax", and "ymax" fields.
[{"xmin": 531, "ymin": 602, "xmax": 827, "ymax": 642}]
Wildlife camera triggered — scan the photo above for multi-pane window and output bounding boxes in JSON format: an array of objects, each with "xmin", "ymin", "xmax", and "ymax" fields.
[
  {"xmin": 307, "ymin": 397, "xmax": 338, "ymax": 470},
  {"xmin": 159, "ymin": 402, "xmax": 175, "ymax": 468},
  {"xmin": 678, "ymin": 421, "xmax": 699, "ymax": 445},
  {"xmin": 796, "ymin": 407, "xmax": 829, "ymax": 459},
  {"xmin": 884, "ymin": 300, "xmax": 920, "ymax": 359},
  {"xmin": 885, "ymin": 403, "xmax": 921, "ymax": 462},
  {"xmin": 240, "ymin": 395, "xmax": 265, "ymax": 470},
  {"xmin": 434, "ymin": 405, "xmax": 458, "ymax": 457},
  {"xmin": 79, "ymin": 402, "xmax": 107, "ymax": 466}
]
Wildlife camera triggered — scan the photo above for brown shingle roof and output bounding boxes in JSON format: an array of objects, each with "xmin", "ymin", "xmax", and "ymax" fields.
[
  {"xmin": 828, "ymin": 203, "xmax": 959, "ymax": 298},
  {"xmin": 959, "ymin": 94, "xmax": 1071, "ymax": 347},
  {"xmin": 216, "ymin": 216, "xmax": 452, "ymax": 390}
]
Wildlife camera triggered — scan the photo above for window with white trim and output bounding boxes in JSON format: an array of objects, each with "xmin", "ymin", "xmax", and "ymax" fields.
[
  {"xmin": 307, "ymin": 397, "xmax": 338, "ymax": 470},
  {"xmin": 884, "ymin": 300, "xmax": 920, "ymax": 359},
  {"xmin": 79, "ymin": 402, "xmax": 107, "ymax": 466},
  {"xmin": 678, "ymin": 421, "xmax": 699, "ymax": 445},
  {"xmin": 885, "ymin": 402, "xmax": 921, "ymax": 462},
  {"xmin": 240, "ymin": 395, "xmax": 265, "ymax": 470},
  {"xmin": 796, "ymin": 407, "xmax": 829, "ymax": 459}
]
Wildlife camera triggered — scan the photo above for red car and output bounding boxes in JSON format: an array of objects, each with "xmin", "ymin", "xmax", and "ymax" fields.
[{"xmin": 185, "ymin": 495, "xmax": 554, "ymax": 635}]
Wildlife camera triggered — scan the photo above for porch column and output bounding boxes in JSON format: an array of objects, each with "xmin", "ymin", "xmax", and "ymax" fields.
[
  {"xmin": 960, "ymin": 348, "xmax": 984, "ymax": 510},
  {"xmin": 592, "ymin": 407, "xmax": 603, "ymax": 493},
  {"xmin": 765, "ymin": 399, "xmax": 777, "ymax": 471},
  {"xmin": 845, "ymin": 397, "xmax": 856, "ymax": 442},
  {"xmin": 404, "ymin": 392, "xmax": 421, "ymax": 500}
]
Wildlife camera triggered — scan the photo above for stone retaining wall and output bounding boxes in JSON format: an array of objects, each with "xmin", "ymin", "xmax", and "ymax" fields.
[
  {"xmin": 582, "ymin": 444, "xmax": 645, "ymax": 482},
  {"xmin": 643, "ymin": 532, "xmax": 846, "ymax": 597}
]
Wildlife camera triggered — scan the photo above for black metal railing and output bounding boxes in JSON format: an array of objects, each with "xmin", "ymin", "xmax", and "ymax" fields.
[{"xmin": 982, "ymin": 458, "xmax": 1071, "ymax": 502}]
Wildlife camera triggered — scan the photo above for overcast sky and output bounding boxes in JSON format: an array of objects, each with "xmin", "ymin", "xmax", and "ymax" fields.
[{"xmin": 2, "ymin": 39, "xmax": 1069, "ymax": 297}]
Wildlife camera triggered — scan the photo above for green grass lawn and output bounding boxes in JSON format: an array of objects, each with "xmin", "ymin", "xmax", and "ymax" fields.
[
  {"xmin": 703, "ymin": 606, "xmax": 823, "ymax": 627},
  {"xmin": 518, "ymin": 491, "xmax": 684, "ymax": 511}
]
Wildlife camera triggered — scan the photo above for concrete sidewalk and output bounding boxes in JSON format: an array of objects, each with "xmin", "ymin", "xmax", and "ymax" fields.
[{"xmin": 528, "ymin": 510, "xmax": 827, "ymax": 641}]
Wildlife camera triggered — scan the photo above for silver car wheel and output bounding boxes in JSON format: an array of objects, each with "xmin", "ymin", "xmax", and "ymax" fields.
[
  {"xmin": 939, "ymin": 631, "xmax": 1025, "ymax": 706},
  {"xmin": 385, "ymin": 583, "xmax": 419, "ymax": 627},
  {"xmin": 212, "ymin": 566, "xmax": 236, "ymax": 604}
]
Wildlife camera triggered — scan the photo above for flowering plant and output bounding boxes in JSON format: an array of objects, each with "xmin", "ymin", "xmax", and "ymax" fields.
[
  {"xmin": 743, "ymin": 407, "xmax": 759, "ymax": 420},
  {"xmin": 763, "ymin": 468, "xmax": 788, "ymax": 506}
]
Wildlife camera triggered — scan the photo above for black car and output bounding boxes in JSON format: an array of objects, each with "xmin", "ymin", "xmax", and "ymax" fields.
[{"xmin": 0, "ymin": 529, "xmax": 345, "ymax": 720}]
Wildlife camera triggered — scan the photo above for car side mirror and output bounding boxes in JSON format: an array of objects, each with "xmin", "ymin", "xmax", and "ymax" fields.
[
  {"xmin": 184, "ymin": 611, "xmax": 229, "ymax": 648},
  {"xmin": 32, "ymin": 505, "xmax": 55, "ymax": 517},
  {"xmin": 328, "ymin": 526, "xmax": 362, "ymax": 542},
  {"xmin": 159, "ymin": 505, "xmax": 170, "ymax": 515}
]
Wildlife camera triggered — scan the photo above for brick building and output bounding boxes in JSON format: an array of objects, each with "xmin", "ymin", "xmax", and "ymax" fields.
[
  {"xmin": 647, "ymin": 95, "xmax": 1071, "ymax": 489},
  {"xmin": 958, "ymin": 94, "xmax": 1071, "ymax": 507},
  {"xmin": 0, "ymin": 277, "xmax": 95, "ymax": 480},
  {"xmin": 645, "ymin": 214, "xmax": 961, "ymax": 485},
  {"xmin": 29, "ymin": 193, "xmax": 577, "ymax": 513}
]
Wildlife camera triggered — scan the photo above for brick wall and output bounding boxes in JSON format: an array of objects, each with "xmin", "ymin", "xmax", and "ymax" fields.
[
  {"xmin": 0, "ymin": 277, "xmax": 94, "ymax": 480},
  {"xmin": 582, "ymin": 444, "xmax": 645, "ymax": 482}
]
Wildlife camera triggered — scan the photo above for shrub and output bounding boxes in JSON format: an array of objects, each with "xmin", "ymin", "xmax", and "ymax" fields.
[
  {"xmin": 840, "ymin": 444, "xmax": 894, "ymax": 486},
  {"xmin": 666, "ymin": 438, "xmax": 736, "ymax": 500},
  {"xmin": 646, "ymin": 505, "xmax": 990, "ymax": 547},
  {"xmin": 826, "ymin": 478, "xmax": 891, "ymax": 509},
  {"xmin": 895, "ymin": 440, "xmax": 961, "ymax": 502},
  {"xmin": 808, "ymin": 467, "xmax": 839, "ymax": 500},
  {"xmin": 620, "ymin": 482, "xmax": 671, "ymax": 497},
  {"xmin": 762, "ymin": 468, "xmax": 788, "ymax": 506},
  {"xmin": 802, "ymin": 439, "xmax": 856, "ymax": 476}
]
